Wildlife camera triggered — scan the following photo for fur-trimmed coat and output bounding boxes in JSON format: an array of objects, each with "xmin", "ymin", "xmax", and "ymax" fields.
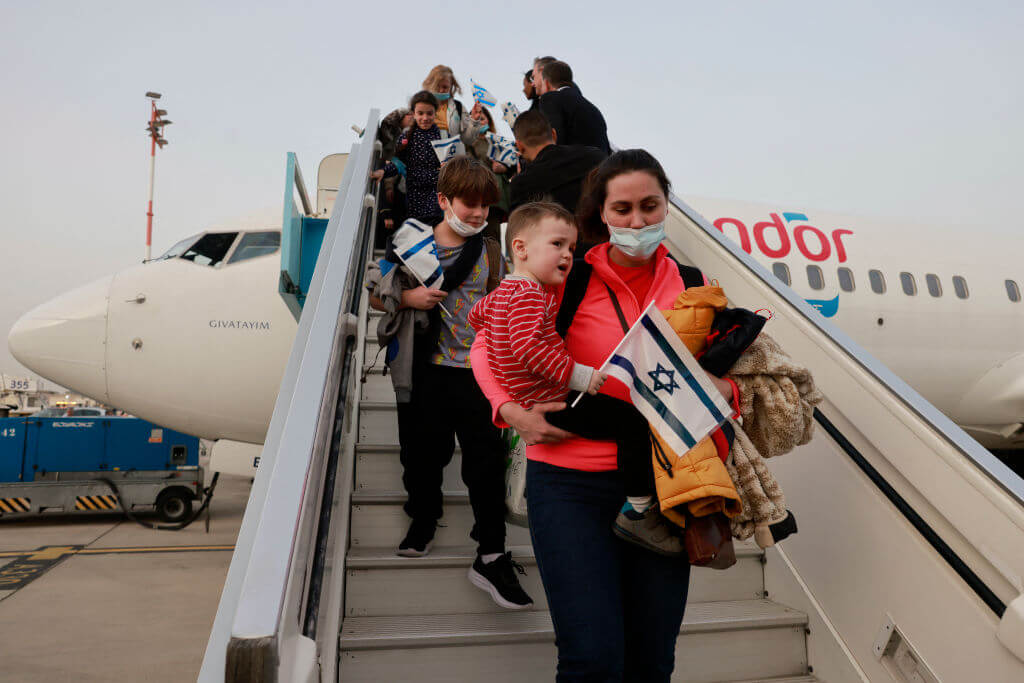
[{"xmin": 724, "ymin": 332, "xmax": 823, "ymax": 546}]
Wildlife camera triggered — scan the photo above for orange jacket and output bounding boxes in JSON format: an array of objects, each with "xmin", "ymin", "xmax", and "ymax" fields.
[{"xmin": 652, "ymin": 286, "xmax": 743, "ymax": 528}]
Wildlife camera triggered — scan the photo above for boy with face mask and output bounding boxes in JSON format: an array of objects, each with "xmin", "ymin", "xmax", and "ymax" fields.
[{"xmin": 378, "ymin": 155, "xmax": 533, "ymax": 611}]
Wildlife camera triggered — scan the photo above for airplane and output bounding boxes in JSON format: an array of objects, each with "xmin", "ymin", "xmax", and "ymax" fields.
[{"xmin": 7, "ymin": 161, "xmax": 1024, "ymax": 477}]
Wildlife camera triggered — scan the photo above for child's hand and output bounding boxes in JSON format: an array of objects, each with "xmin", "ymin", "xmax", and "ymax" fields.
[
  {"xmin": 402, "ymin": 286, "xmax": 446, "ymax": 311},
  {"xmin": 586, "ymin": 371, "xmax": 607, "ymax": 395},
  {"xmin": 370, "ymin": 169, "xmax": 384, "ymax": 181},
  {"xmin": 491, "ymin": 161, "xmax": 507, "ymax": 174}
]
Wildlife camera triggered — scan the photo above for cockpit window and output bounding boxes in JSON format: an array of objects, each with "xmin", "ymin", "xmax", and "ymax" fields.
[
  {"xmin": 158, "ymin": 233, "xmax": 201, "ymax": 261},
  {"xmin": 180, "ymin": 232, "xmax": 239, "ymax": 267},
  {"xmin": 228, "ymin": 231, "xmax": 281, "ymax": 264}
]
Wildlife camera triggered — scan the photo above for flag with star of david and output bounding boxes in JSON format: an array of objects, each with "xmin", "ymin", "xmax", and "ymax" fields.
[
  {"xmin": 390, "ymin": 219, "xmax": 444, "ymax": 289},
  {"xmin": 601, "ymin": 301, "xmax": 734, "ymax": 455}
]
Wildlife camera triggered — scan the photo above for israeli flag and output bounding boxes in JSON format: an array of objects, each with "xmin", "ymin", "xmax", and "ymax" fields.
[
  {"xmin": 431, "ymin": 136, "xmax": 465, "ymax": 163},
  {"xmin": 601, "ymin": 302, "xmax": 733, "ymax": 455},
  {"xmin": 391, "ymin": 219, "xmax": 444, "ymax": 290},
  {"xmin": 484, "ymin": 132, "xmax": 519, "ymax": 166},
  {"xmin": 501, "ymin": 101, "xmax": 520, "ymax": 129},
  {"xmin": 470, "ymin": 79, "xmax": 498, "ymax": 108}
]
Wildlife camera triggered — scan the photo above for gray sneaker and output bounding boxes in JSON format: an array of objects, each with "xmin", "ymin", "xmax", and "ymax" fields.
[{"xmin": 613, "ymin": 504, "xmax": 685, "ymax": 557}]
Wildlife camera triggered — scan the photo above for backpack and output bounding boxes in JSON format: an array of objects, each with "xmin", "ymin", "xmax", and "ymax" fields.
[{"xmin": 555, "ymin": 257, "xmax": 704, "ymax": 338}]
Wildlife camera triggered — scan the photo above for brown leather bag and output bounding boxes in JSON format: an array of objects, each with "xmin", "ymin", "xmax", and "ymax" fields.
[{"xmin": 683, "ymin": 511, "xmax": 737, "ymax": 570}]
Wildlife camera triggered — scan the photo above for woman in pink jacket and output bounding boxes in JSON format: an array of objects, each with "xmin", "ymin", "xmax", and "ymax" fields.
[{"xmin": 471, "ymin": 149, "xmax": 736, "ymax": 682}]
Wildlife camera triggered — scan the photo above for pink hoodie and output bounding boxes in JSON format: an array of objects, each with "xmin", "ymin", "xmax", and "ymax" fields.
[{"xmin": 471, "ymin": 242, "xmax": 714, "ymax": 472}]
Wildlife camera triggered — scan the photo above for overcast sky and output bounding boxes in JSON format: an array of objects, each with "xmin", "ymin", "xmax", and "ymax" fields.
[{"xmin": 2, "ymin": 0, "xmax": 1022, "ymax": 378}]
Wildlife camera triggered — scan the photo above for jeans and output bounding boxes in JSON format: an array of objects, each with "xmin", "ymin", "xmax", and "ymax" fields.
[
  {"xmin": 527, "ymin": 459, "xmax": 691, "ymax": 683},
  {"xmin": 396, "ymin": 362, "xmax": 507, "ymax": 555}
]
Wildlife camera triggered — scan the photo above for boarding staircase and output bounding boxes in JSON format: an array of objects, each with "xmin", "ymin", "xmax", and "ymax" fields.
[
  {"xmin": 201, "ymin": 110, "xmax": 1024, "ymax": 682},
  {"xmin": 341, "ymin": 318, "xmax": 815, "ymax": 682}
]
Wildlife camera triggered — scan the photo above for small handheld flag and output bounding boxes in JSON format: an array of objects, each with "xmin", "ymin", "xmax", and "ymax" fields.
[
  {"xmin": 501, "ymin": 101, "xmax": 520, "ymax": 129},
  {"xmin": 431, "ymin": 136, "xmax": 465, "ymax": 164},
  {"xmin": 574, "ymin": 302, "xmax": 732, "ymax": 455},
  {"xmin": 484, "ymin": 132, "xmax": 519, "ymax": 166},
  {"xmin": 390, "ymin": 219, "xmax": 451, "ymax": 317},
  {"xmin": 470, "ymin": 79, "xmax": 498, "ymax": 108}
]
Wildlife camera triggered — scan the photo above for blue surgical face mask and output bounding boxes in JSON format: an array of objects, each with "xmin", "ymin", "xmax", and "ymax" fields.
[
  {"xmin": 477, "ymin": 124, "xmax": 489, "ymax": 134},
  {"xmin": 607, "ymin": 222, "xmax": 666, "ymax": 259},
  {"xmin": 432, "ymin": 92, "xmax": 451, "ymax": 101}
]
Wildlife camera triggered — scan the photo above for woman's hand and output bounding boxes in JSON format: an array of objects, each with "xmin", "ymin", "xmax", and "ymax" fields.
[
  {"xmin": 470, "ymin": 101, "xmax": 483, "ymax": 119},
  {"xmin": 499, "ymin": 401, "xmax": 572, "ymax": 445},
  {"xmin": 370, "ymin": 169, "xmax": 384, "ymax": 181},
  {"xmin": 491, "ymin": 161, "xmax": 507, "ymax": 174},
  {"xmin": 401, "ymin": 286, "xmax": 446, "ymax": 310},
  {"xmin": 707, "ymin": 374, "xmax": 734, "ymax": 403}
]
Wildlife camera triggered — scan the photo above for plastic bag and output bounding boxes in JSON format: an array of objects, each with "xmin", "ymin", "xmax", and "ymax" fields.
[{"xmin": 504, "ymin": 429, "xmax": 528, "ymax": 527}]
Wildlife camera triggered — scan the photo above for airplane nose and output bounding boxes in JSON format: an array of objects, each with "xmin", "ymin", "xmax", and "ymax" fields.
[{"xmin": 8, "ymin": 275, "xmax": 112, "ymax": 404}]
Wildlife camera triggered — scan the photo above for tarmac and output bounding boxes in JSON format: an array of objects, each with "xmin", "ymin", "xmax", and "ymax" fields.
[{"xmin": 0, "ymin": 473, "xmax": 252, "ymax": 682}]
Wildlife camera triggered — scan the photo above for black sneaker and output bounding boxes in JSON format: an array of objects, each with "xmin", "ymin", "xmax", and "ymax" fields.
[
  {"xmin": 396, "ymin": 519, "xmax": 436, "ymax": 557},
  {"xmin": 467, "ymin": 552, "xmax": 533, "ymax": 610}
]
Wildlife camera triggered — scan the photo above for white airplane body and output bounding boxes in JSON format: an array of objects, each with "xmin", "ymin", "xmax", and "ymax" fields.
[{"xmin": 8, "ymin": 189, "xmax": 1024, "ymax": 476}]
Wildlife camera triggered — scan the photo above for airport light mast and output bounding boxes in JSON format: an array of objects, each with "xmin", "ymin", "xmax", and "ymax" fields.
[{"xmin": 144, "ymin": 92, "xmax": 171, "ymax": 261}]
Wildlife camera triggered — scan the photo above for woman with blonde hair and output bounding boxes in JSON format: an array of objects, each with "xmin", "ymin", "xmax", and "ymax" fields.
[{"xmin": 421, "ymin": 64, "xmax": 485, "ymax": 147}]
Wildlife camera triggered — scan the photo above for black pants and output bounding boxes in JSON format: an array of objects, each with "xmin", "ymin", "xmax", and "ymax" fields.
[
  {"xmin": 396, "ymin": 362, "xmax": 507, "ymax": 555},
  {"xmin": 546, "ymin": 394, "xmax": 655, "ymax": 498}
]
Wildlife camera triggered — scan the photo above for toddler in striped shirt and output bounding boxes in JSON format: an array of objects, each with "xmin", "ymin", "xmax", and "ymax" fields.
[{"xmin": 468, "ymin": 202, "xmax": 606, "ymax": 408}]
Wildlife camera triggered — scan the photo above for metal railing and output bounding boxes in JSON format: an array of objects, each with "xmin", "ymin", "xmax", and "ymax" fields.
[{"xmin": 200, "ymin": 109, "xmax": 380, "ymax": 683}]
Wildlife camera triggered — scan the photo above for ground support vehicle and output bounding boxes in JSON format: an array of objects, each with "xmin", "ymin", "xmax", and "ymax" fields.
[{"xmin": 0, "ymin": 416, "xmax": 203, "ymax": 522}]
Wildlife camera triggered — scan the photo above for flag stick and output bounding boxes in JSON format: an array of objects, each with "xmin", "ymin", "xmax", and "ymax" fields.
[
  {"xmin": 394, "ymin": 251, "xmax": 452, "ymax": 317},
  {"xmin": 569, "ymin": 301, "xmax": 658, "ymax": 408}
]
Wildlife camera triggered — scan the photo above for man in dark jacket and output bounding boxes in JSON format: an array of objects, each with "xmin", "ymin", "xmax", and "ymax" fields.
[
  {"xmin": 537, "ymin": 61, "xmax": 610, "ymax": 155},
  {"xmin": 509, "ymin": 110, "xmax": 606, "ymax": 213}
]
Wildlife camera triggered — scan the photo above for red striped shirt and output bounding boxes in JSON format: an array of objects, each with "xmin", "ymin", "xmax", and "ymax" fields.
[{"xmin": 468, "ymin": 278, "xmax": 578, "ymax": 409}]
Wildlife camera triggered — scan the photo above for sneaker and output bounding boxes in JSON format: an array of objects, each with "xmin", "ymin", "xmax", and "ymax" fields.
[
  {"xmin": 396, "ymin": 519, "xmax": 436, "ymax": 557},
  {"xmin": 613, "ymin": 503, "xmax": 686, "ymax": 557},
  {"xmin": 467, "ymin": 552, "xmax": 533, "ymax": 610}
]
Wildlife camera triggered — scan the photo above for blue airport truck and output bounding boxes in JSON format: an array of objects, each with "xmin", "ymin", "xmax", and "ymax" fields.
[{"xmin": 0, "ymin": 416, "xmax": 203, "ymax": 522}]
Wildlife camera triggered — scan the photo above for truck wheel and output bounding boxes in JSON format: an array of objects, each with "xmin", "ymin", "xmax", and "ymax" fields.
[{"xmin": 155, "ymin": 489, "xmax": 193, "ymax": 523}]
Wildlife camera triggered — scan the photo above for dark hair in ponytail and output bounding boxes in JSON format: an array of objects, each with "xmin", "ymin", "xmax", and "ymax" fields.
[{"xmin": 575, "ymin": 149, "xmax": 671, "ymax": 244}]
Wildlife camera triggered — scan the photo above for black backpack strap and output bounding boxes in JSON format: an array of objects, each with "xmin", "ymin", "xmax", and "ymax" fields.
[
  {"xmin": 482, "ymin": 236, "xmax": 503, "ymax": 293},
  {"xmin": 555, "ymin": 259, "xmax": 592, "ymax": 338},
  {"xmin": 668, "ymin": 255, "xmax": 705, "ymax": 289},
  {"xmin": 439, "ymin": 235, "xmax": 484, "ymax": 293}
]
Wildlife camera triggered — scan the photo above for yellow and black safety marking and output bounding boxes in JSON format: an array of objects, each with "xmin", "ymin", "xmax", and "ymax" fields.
[
  {"xmin": 0, "ymin": 545, "xmax": 82, "ymax": 591},
  {"xmin": 0, "ymin": 497, "xmax": 31, "ymax": 513},
  {"xmin": 74, "ymin": 495, "xmax": 119, "ymax": 511}
]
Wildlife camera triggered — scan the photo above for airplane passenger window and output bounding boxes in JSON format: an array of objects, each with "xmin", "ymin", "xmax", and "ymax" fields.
[
  {"xmin": 772, "ymin": 262, "xmax": 791, "ymax": 285},
  {"xmin": 837, "ymin": 267, "xmax": 855, "ymax": 292},
  {"xmin": 869, "ymin": 269, "xmax": 886, "ymax": 294},
  {"xmin": 926, "ymin": 274, "xmax": 942, "ymax": 297},
  {"xmin": 900, "ymin": 272, "xmax": 917, "ymax": 296},
  {"xmin": 228, "ymin": 231, "xmax": 281, "ymax": 264},
  {"xmin": 806, "ymin": 265, "xmax": 824, "ymax": 290},
  {"xmin": 952, "ymin": 276, "xmax": 969, "ymax": 299},
  {"xmin": 1006, "ymin": 280, "xmax": 1021, "ymax": 303},
  {"xmin": 180, "ymin": 232, "xmax": 239, "ymax": 267}
]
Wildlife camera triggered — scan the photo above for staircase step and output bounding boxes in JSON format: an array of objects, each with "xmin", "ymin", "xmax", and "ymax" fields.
[
  {"xmin": 345, "ymin": 545, "xmax": 546, "ymax": 616},
  {"xmin": 359, "ymin": 368, "xmax": 394, "ymax": 402},
  {"xmin": 355, "ymin": 444, "xmax": 465, "ymax": 492},
  {"xmin": 345, "ymin": 542, "xmax": 765, "ymax": 617},
  {"xmin": 358, "ymin": 401, "xmax": 398, "ymax": 444},
  {"xmin": 340, "ymin": 600, "xmax": 808, "ymax": 682},
  {"xmin": 349, "ymin": 490, "xmax": 532, "ymax": 548}
]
